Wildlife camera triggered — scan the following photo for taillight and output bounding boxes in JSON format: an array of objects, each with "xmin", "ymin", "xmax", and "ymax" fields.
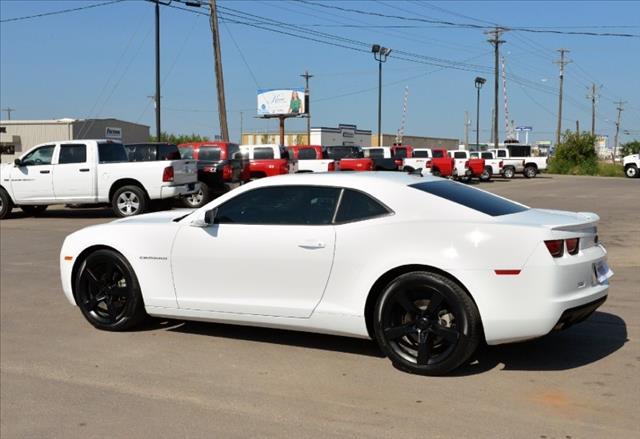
[
  {"xmin": 499, "ymin": 160, "xmax": 503, "ymax": 168},
  {"xmin": 222, "ymin": 164, "xmax": 232, "ymax": 180},
  {"xmin": 566, "ymin": 238, "xmax": 580, "ymax": 255},
  {"xmin": 544, "ymin": 239, "xmax": 564, "ymax": 258},
  {"xmin": 426, "ymin": 159, "xmax": 432, "ymax": 168},
  {"xmin": 162, "ymin": 166, "xmax": 174, "ymax": 182},
  {"xmin": 327, "ymin": 161, "xmax": 335, "ymax": 171},
  {"xmin": 464, "ymin": 160, "xmax": 469, "ymax": 168}
]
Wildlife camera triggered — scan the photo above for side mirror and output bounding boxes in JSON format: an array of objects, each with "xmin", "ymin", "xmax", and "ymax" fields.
[
  {"xmin": 204, "ymin": 207, "xmax": 218, "ymax": 225},
  {"xmin": 14, "ymin": 158, "xmax": 22, "ymax": 167}
]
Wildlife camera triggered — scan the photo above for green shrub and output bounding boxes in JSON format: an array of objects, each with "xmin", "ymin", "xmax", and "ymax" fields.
[
  {"xmin": 597, "ymin": 162, "xmax": 625, "ymax": 177},
  {"xmin": 620, "ymin": 140, "xmax": 640, "ymax": 157},
  {"xmin": 548, "ymin": 130, "xmax": 599, "ymax": 175}
]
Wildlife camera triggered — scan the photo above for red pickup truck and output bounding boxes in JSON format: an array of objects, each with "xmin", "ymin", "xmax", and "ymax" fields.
[
  {"xmin": 323, "ymin": 146, "xmax": 374, "ymax": 172},
  {"xmin": 402, "ymin": 148, "xmax": 456, "ymax": 177},
  {"xmin": 391, "ymin": 145, "xmax": 414, "ymax": 168},
  {"xmin": 449, "ymin": 150, "xmax": 487, "ymax": 181},
  {"xmin": 178, "ymin": 141, "xmax": 250, "ymax": 207},
  {"xmin": 239, "ymin": 144, "xmax": 298, "ymax": 179}
]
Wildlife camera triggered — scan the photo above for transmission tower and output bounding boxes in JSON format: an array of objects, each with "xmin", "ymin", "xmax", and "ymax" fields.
[
  {"xmin": 501, "ymin": 56, "xmax": 516, "ymax": 141},
  {"xmin": 395, "ymin": 86, "xmax": 409, "ymax": 145}
]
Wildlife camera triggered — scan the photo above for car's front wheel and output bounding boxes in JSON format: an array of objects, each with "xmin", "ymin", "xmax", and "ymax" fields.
[
  {"xmin": 625, "ymin": 164, "xmax": 638, "ymax": 178},
  {"xmin": 524, "ymin": 165, "xmax": 537, "ymax": 178},
  {"xmin": 74, "ymin": 249, "xmax": 147, "ymax": 331},
  {"xmin": 374, "ymin": 271, "xmax": 481, "ymax": 375},
  {"xmin": 480, "ymin": 167, "xmax": 492, "ymax": 182},
  {"xmin": 502, "ymin": 166, "xmax": 515, "ymax": 179},
  {"xmin": 0, "ymin": 188, "xmax": 13, "ymax": 219}
]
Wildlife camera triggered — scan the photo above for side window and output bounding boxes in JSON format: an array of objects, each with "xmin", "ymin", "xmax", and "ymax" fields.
[
  {"xmin": 21, "ymin": 145, "xmax": 55, "ymax": 166},
  {"xmin": 158, "ymin": 144, "xmax": 181, "ymax": 160},
  {"xmin": 59, "ymin": 144, "xmax": 87, "ymax": 164},
  {"xmin": 413, "ymin": 150, "xmax": 430, "ymax": 158},
  {"xmin": 253, "ymin": 147, "xmax": 275, "ymax": 159},
  {"xmin": 98, "ymin": 143, "xmax": 128, "ymax": 163},
  {"xmin": 497, "ymin": 150, "xmax": 506, "ymax": 158},
  {"xmin": 454, "ymin": 151, "xmax": 467, "ymax": 159},
  {"xmin": 216, "ymin": 186, "xmax": 341, "ymax": 225},
  {"xmin": 297, "ymin": 148, "xmax": 317, "ymax": 160},
  {"xmin": 335, "ymin": 189, "xmax": 390, "ymax": 223}
]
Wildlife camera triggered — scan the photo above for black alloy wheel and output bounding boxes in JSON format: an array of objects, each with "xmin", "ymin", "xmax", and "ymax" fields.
[
  {"xmin": 75, "ymin": 249, "xmax": 146, "ymax": 331},
  {"xmin": 374, "ymin": 272, "xmax": 481, "ymax": 375}
]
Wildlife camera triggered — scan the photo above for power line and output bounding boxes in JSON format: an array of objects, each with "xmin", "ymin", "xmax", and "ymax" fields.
[{"xmin": 0, "ymin": 0, "xmax": 126, "ymax": 23}]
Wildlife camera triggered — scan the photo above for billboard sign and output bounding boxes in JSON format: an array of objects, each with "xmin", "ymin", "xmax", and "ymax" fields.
[
  {"xmin": 257, "ymin": 88, "xmax": 306, "ymax": 116},
  {"xmin": 105, "ymin": 127, "xmax": 122, "ymax": 139}
]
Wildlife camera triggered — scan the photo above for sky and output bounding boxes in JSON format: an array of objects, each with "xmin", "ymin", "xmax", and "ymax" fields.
[{"xmin": 1, "ymin": 0, "xmax": 639, "ymax": 146}]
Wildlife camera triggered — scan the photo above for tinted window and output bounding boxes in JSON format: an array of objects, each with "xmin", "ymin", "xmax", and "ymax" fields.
[
  {"xmin": 217, "ymin": 186, "xmax": 340, "ymax": 225},
  {"xmin": 393, "ymin": 148, "xmax": 408, "ymax": 159},
  {"xmin": 324, "ymin": 146, "xmax": 361, "ymax": 160},
  {"xmin": 126, "ymin": 145, "xmax": 155, "ymax": 162},
  {"xmin": 496, "ymin": 150, "xmax": 507, "ymax": 158},
  {"xmin": 453, "ymin": 151, "xmax": 467, "ymax": 159},
  {"xmin": 366, "ymin": 148, "xmax": 385, "ymax": 159},
  {"xmin": 59, "ymin": 144, "xmax": 87, "ymax": 164},
  {"xmin": 481, "ymin": 152, "xmax": 493, "ymax": 159},
  {"xmin": 21, "ymin": 145, "xmax": 55, "ymax": 166},
  {"xmin": 335, "ymin": 189, "xmax": 390, "ymax": 223},
  {"xmin": 297, "ymin": 148, "xmax": 318, "ymax": 160},
  {"xmin": 198, "ymin": 147, "xmax": 222, "ymax": 161},
  {"xmin": 98, "ymin": 143, "xmax": 128, "ymax": 163},
  {"xmin": 432, "ymin": 150, "xmax": 445, "ymax": 158},
  {"xmin": 253, "ymin": 147, "xmax": 274, "ymax": 159},
  {"xmin": 158, "ymin": 144, "xmax": 181, "ymax": 160},
  {"xmin": 413, "ymin": 150, "xmax": 431, "ymax": 158},
  {"xmin": 228, "ymin": 144, "xmax": 241, "ymax": 160},
  {"xmin": 507, "ymin": 144, "xmax": 531, "ymax": 157},
  {"xmin": 410, "ymin": 180, "xmax": 528, "ymax": 216},
  {"xmin": 180, "ymin": 146, "xmax": 194, "ymax": 159}
]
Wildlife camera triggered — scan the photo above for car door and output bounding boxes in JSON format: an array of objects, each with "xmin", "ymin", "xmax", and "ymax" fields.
[
  {"xmin": 171, "ymin": 185, "xmax": 340, "ymax": 318},
  {"xmin": 53, "ymin": 143, "xmax": 96, "ymax": 201},
  {"xmin": 10, "ymin": 144, "xmax": 56, "ymax": 202}
]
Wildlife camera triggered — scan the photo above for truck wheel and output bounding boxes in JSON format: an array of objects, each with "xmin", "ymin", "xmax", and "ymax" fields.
[
  {"xmin": 524, "ymin": 165, "xmax": 537, "ymax": 178},
  {"xmin": 625, "ymin": 164, "xmax": 638, "ymax": 178},
  {"xmin": 20, "ymin": 205, "xmax": 48, "ymax": 216},
  {"xmin": 480, "ymin": 167, "xmax": 492, "ymax": 182},
  {"xmin": 0, "ymin": 188, "xmax": 13, "ymax": 219},
  {"xmin": 112, "ymin": 185, "xmax": 147, "ymax": 217},
  {"xmin": 503, "ymin": 167, "xmax": 515, "ymax": 179},
  {"xmin": 432, "ymin": 168, "xmax": 441, "ymax": 177},
  {"xmin": 373, "ymin": 271, "xmax": 481, "ymax": 376},
  {"xmin": 182, "ymin": 185, "xmax": 210, "ymax": 208}
]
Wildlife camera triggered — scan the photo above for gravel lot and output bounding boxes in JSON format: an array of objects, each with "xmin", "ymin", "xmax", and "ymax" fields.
[{"xmin": 1, "ymin": 174, "xmax": 638, "ymax": 438}]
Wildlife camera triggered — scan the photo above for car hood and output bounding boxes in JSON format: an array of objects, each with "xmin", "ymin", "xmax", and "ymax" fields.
[
  {"xmin": 498, "ymin": 208, "xmax": 599, "ymax": 231},
  {"xmin": 112, "ymin": 209, "xmax": 195, "ymax": 225}
]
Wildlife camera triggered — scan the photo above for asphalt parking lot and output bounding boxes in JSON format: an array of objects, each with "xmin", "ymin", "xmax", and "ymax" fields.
[{"xmin": 1, "ymin": 174, "xmax": 638, "ymax": 438}]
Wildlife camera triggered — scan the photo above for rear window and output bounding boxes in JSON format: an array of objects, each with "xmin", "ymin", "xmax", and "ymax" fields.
[
  {"xmin": 453, "ymin": 151, "xmax": 467, "ymax": 159},
  {"xmin": 366, "ymin": 148, "xmax": 385, "ymax": 159},
  {"xmin": 410, "ymin": 180, "xmax": 528, "ymax": 216},
  {"xmin": 180, "ymin": 146, "xmax": 194, "ymax": 159},
  {"xmin": 481, "ymin": 152, "xmax": 493, "ymax": 159},
  {"xmin": 432, "ymin": 150, "xmax": 445, "ymax": 158},
  {"xmin": 413, "ymin": 150, "xmax": 431, "ymax": 158},
  {"xmin": 198, "ymin": 147, "xmax": 222, "ymax": 161},
  {"xmin": 253, "ymin": 147, "xmax": 275, "ymax": 159},
  {"xmin": 324, "ymin": 146, "xmax": 360, "ymax": 160},
  {"xmin": 393, "ymin": 148, "xmax": 408, "ymax": 159},
  {"xmin": 98, "ymin": 142, "xmax": 128, "ymax": 163},
  {"xmin": 297, "ymin": 148, "xmax": 318, "ymax": 160}
]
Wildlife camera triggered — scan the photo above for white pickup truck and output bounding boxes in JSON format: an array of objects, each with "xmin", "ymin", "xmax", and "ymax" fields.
[
  {"xmin": 470, "ymin": 151, "xmax": 504, "ymax": 178},
  {"xmin": 0, "ymin": 139, "xmax": 198, "ymax": 219},
  {"xmin": 623, "ymin": 153, "xmax": 640, "ymax": 178},
  {"xmin": 488, "ymin": 149, "xmax": 526, "ymax": 179},
  {"xmin": 492, "ymin": 145, "xmax": 548, "ymax": 178}
]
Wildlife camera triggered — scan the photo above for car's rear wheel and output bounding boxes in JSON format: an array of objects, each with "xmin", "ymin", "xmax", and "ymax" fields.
[
  {"xmin": 182, "ymin": 185, "xmax": 210, "ymax": 208},
  {"xmin": 74, "ymin": 249, "xmax": 147, "ymax": 331},
  {"xmin": 480, "ymin": 167, "xmax": 492, "ymax": 182},
  {"xmin": 524, "ymin": 165, "xmax": 537, "ymax": 178},
  {"xmin": 431, "ymin": 168, "xmax": 441, "ymax": 177},
  {"xmin": 20, "ymin": 205, "xmax": 48, "ymax": 216},
  {"xmin": 625, "ymin": 164, "xmax": 638, "ymax": 178},
  {"xmin": 503, "ymin": 166, "xmax": 515, "ymax": 179},
  {"xmin": 0, "ymin": 188, "xmax": 13, "ymax": 219},
  {"xmin": 374, "ymin": 271, "xmax": 481, "ymax": 375},
  {"xmin": 112, "ymin": 185, "xmax": 147, "ymax": 217}
]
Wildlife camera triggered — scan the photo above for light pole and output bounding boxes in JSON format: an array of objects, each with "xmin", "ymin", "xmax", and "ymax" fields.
[
  {"xmin": 372, "ymin": 44, "xmax": 391, "ymax": 147},
  {"xmin": 474, "ymin": 77, "xmax": 486, "ymax": 150}
]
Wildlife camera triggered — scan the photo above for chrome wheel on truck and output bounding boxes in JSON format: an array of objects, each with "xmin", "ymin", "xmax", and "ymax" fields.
[{"xmin": 112, "ymin": 186, "xmax": 147, "ymax": 217}]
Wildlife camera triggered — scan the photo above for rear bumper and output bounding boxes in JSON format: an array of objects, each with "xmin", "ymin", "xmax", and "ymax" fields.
[
  {"xmin": 160, "ymin": 182, "xmax": 199, "ymax": 199},
  {"xmin": 553, "ymin": 295, "xmax": 607, "ymax": 331}
]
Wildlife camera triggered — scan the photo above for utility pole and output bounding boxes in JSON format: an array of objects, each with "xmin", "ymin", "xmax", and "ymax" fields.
[
  {"xmin": 554, "ymin": 49, "xmax": 571, "ymax": 147},
  {"xmin": 490, "ymin": 108, "xmax": 495, "ymax": 146},
  {"xmin": 576, "ymin": 120, "xmax": 580, "ymax": 134},
  {"xmin": 2, "ymin": 108, "xmax": 15, "ymax": 120},
  {"xmin": 613, "ymin": 101, "xmax": 626, "ymax": 163},
  {"xmin": 239, "ymin": 111, "xmax": 244, "ymax": 142},
  {"xmin": 485, "ymin": 27, "xmax": 506, "ymax": 148},
  {"xmin": 586, "ymin": 83, "xmax": 600, "ymax": 136},
  {"xmin": 300, "ymin": 70, "xmax": 313, "ymax": 144},
  {"xmin": 154, "ymin": 0, "xmax": 161, "ymax": 141},
  {"xmin": 464, "ymin": 111, "xmax": 470, "ymax": 148},
  {"xmin": 209, "ymin": 0, "xmax": 229, "ymax": 141}
]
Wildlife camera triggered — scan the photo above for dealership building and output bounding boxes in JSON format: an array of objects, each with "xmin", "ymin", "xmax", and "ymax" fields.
[
  {"xmin": 241, "ymin": 123, "xmax": 459, "ymax": 150},
  {"xmin": 0, "ymin": 118, "xmax": 150, "ymax": 162}
]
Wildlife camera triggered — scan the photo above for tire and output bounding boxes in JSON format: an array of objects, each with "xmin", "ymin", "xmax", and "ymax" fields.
[
  {"xmin": 503, "ymin": 166, "xmax": 515, "ymax": 179},
  {"xmin": 373, "ymin": 271, "xmax": 481, "ymax": 376},
  {"xmin": 480, "ymin": 167, "xmax": 492, "ymax": 182},
  {"xmin": 0, "ymin": 188, "xmax": 13, "ymax": 219},
  {"xmin": 181, "ymin": 185, "xmax": 210, "ymax": 209},
  {"xmin": 20, "ymin": 205, "xmax": 48, "ymax": 216},
  {"xmin": 74, "ymin": 249, "xmax": 147, "ymax": 331},
  {"xmin": 625, "ymin": 164, "xmax": 638, "ymax": 178},
  {"xmin": 111, "ymin": 185, "xmax": 147, "ymax": 217},
  {"xmin": 431, "ymin": 168, "xmax": 441, "ymax": 177},
  {"xmin": 524, "ymin": 165, "xmax": 537, "ymax": 178}
]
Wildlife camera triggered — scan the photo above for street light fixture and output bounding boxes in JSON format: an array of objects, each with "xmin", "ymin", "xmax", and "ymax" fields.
[
  {"xmin": 372, "ymin": 44, "xmax": 391, "ymax": 147},
  {"xmin": 474, "ymin": 76, "xmax": 486, "ymax": 150}
]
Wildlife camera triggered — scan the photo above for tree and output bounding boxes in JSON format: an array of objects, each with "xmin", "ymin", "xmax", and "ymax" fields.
[
  {"xmin": 620, "ymin": 140, "xmax": 640, "ymax": 157},
  {"xmin": 149, "ymin": 132, "xmax": 210, "ymax": 144},
  {"xmin": 548, "ymin": 130, "xmax": 598, "ymax": 175}
]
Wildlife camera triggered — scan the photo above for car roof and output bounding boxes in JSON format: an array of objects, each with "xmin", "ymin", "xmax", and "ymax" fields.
[{"xmin": 248, "ymin": 171, "xmax": 441, "ymax": 189}]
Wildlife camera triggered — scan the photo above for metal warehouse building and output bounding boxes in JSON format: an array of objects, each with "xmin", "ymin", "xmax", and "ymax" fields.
[{"xmin": 0, "ymin": 118, "xmax": 150, "ymax": 162}]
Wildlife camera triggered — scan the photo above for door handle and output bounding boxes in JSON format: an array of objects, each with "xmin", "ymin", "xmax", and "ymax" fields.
[
  {"xmin": 298, "ymin": 240, "xmax": 326, "ymax": 249},
  {"xmin": 39, "ymin": 170, "xmax": 50, "ymax": 174},
  {"xmin": 79, "ymin": 168, "xmax": 90, "ymax": 172}
]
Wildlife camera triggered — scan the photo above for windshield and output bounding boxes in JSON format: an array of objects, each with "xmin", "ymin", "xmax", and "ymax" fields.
[{"xmin": 410, "ymin": 180, "xmax": 528, "ymax": 216}]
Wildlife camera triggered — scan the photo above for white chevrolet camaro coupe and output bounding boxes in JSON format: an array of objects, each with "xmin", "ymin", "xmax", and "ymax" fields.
[{"xmin": 60, "ymin": 172, "xmax": 612, "ymax": 375}]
